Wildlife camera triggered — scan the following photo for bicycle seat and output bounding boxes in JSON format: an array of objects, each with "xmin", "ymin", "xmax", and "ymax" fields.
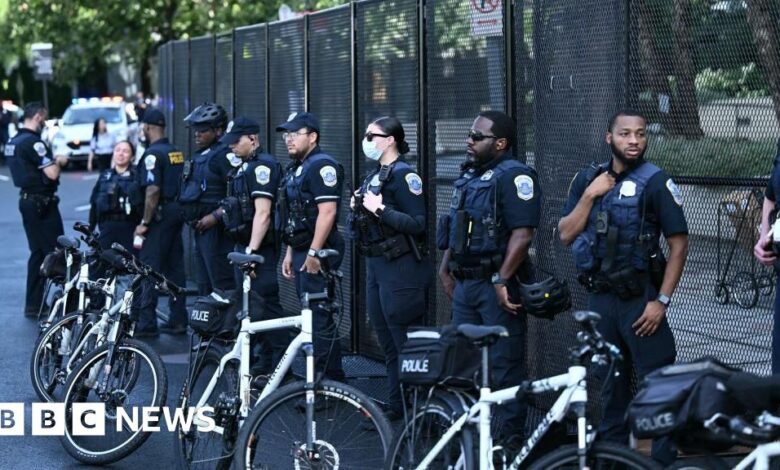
[
  {"xmin": 57, "ymin": 235, "xmax": 80, "ymax": 250},
  {"xmin": 727, "ymin": 372, "xmax": 780, "ymax": 413},
  {"xmin": 457, "ymin": 324, "xmax": 508, "ymax": 344},
  {"xmin": 316, "ymin": 249, "xmax": 340, "ymax": 260},
  {"xmin": 228, "ymin": 252, "xmax": 265, "ymax": 266},
  {"xmin": 573, "ymin": 310, "xmax": 601, "ymax": 324}
]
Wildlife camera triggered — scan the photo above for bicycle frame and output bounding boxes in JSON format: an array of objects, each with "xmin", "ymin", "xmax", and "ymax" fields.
[
  {"xmin": 734, "ymin": 443, "xmax": 780, "ymax": 470},
  {"xmin": 416, "ymin": 365, "xmax": 587, "ymax": 470}
]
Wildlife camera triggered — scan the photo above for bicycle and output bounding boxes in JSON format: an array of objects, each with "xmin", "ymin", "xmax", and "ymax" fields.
[
  {"xmin": 175, "ymin": 248, "xmax": 392, "ymax": 469},
  {"xmin": 59, "ymin": 242, "xmax": 184, "ymax": 465},
  {"xmin": 385, "ymin": 310, "xmax": 662, "ymax": 470}
]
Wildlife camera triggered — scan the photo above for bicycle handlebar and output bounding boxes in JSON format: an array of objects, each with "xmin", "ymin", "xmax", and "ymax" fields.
[
  {"xmin": 572, "ymin": 311, "xmax": 623, "ymax": 362},
  {"xmin": 109, "ymin": 243, "xmax": 185, "ymax": 297}
]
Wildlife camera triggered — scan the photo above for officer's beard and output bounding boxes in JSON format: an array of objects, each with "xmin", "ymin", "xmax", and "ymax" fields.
[{"xmin": 610, "ymin": 141, "xmax": 645, "ymax": 170}]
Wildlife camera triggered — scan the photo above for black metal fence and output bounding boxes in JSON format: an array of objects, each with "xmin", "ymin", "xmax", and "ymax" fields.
[{"xmin": 157, "ymin": 0, "xmax": 780, "ymax": 379}]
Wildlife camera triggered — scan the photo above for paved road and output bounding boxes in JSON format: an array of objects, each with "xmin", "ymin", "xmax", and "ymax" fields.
[{"xmin": 0, "ymin": 168, "xmax": 189, "ymax": 469}]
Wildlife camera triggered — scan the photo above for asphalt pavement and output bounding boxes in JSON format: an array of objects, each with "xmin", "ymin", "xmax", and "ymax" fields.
[{"xmin": 0, "ymin": 168, "xmax": 190, "ymax": 469}]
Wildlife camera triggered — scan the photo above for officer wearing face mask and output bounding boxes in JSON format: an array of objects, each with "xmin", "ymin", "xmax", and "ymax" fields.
[
  {"xmin": 558, "ymin": 109, "xmax": 688, "ymax": 465},
  {"xmin": 349, "ymin": 116, "xmax": 430, "ymax": 420},
  {"xmin": 437, "ymin": 110, "xmax": 540, "ymax": 441},
  {"xmin": 6, "ymin": 102, "xmax": 68, "ymax": 317}
]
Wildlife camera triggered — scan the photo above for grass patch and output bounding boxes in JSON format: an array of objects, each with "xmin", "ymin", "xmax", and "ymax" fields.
[{"xmin": 646, "ymin": 136, "xmax": 776, "ymax": 178}]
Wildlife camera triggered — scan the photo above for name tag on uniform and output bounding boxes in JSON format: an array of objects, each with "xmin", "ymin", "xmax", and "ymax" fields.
[{"xmin": 168, "ymin": 152, "xmax": 184, "ymax": 165}]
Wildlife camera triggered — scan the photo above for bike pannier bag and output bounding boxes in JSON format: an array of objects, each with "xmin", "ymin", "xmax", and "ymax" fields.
[{"xmin": 399, "ymin": 325, "xmax": 480, "ymax": 388}]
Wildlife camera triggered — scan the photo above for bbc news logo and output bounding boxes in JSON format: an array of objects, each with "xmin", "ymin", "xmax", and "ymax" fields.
[{"xmin": 0, "ymin": 403, "xmax": 216, "ymax": 436}]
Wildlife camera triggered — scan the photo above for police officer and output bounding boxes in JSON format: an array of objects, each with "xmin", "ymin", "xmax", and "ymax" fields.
[
  {"xmin": 754, "ymin": 136, "xmax": 780, "ymax": 373},
  {"xmin": 6, "ymin": 102, "xmax": 68, "ymax": 317},
  {"xmin": 178, "ymin": 103, "xmax": 235, "ymax": 295},
  {"xmin": 88, "ymin": 141, "xmax": 143, "ymax": 252},
  {"xmin": 350, "ymin": 116, "xmax": 430, "ymax": 419},
  {"xmin": 278, "ymin": 112, "xmax": 345, "ymax": 380},
  {"xmin": 437, "ymin": 110, "xmax": 540, "ymax": 439},
  {"xmin": 134, "ymin": 108, "xmax": 187, "ymax": 337},
  {"xmin": 217, "ymin": 116, "xmax": 287, "ymax": 374},
  {"xmin": 558, "ymin": 109, "xmax": 688, "ymax": 464}
]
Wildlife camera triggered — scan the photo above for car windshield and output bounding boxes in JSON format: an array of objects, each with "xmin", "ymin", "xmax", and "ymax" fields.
[{"xmin": 62, "ymin": 106, "xmax": 123, "ymax": 125}]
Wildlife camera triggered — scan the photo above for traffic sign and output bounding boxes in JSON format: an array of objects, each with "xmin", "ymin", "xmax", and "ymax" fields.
[
  {"xmin": 470, "ymin": 0, "xmax": 503, "ymax": 38},
  {"xmin": 30, "ymin": 43, "xmax": 53, "ymax": 81}
]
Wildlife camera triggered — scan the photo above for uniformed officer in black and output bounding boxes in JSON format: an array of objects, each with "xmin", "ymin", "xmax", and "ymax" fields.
[
  {"xmin": 350, "ymin": 116, "xmax": 430, "ymax": 419},
  {"xmin": 134, "ymin": 108, "xmax": 187, "ymax": 337},
  {"xmin": 438, "ymin": 110, "xmax": 540, "ymax": 438},
  {"xmin": 558, "ymin": 109, "xmax": 688, "ymax": 465},
  {"xmin": 88, "ymin": 140, "xmax": 143, "ymax": 253},
  {"xmin": 217, "ymin": 117, "xmax": 287, "ymax": 373},
  {"xmin": 278, "ymin": 112, "xmax": 345, "ymax": 380},
  {"xmin": 7, "ymin": 102, "xmax": 68, "ymax": 316},
  {"xmin": 178, "ymin": 102, "xmax": 235, "ymax": 295},
  {"xmin": 754, "ymin": 136, "xmax": 780, "ymax": 373}
]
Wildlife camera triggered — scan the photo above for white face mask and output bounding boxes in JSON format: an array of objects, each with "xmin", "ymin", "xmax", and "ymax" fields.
[
  {"xmin": 362, "ymin": 138, "xmax": 383, "ymax": 161},
  {"xmin": 226, "ymin": 152, "xmax": 242, "ymax": 167}
]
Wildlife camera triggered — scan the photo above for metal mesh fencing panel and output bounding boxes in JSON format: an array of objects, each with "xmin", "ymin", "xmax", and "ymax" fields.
[
  {"xmin": 267, "ymin": 18, "xmax": 306, "ymax": 318},
  {"xmin": 234, "ymin": 25, "xmax": 269, "ymax": 147},
  {"xmin": 308, "ymin": 5, "xmax": 355, "ymax": 351},
  {"xmin": 626, "ymin": 0, "xmax": 780, "ymax": 374},
  {"xmin": 356, "ymin": 0, "xmax": 420, "ymax": 357},
  {"xmin": 157, "ymin": 43, "xmax": 173, "ymax": 142},
  {"xmin": 215, "ymin": 33, "xmax": 234, "ymax": 118},
  {"xmin": 190, "ymin": 35, "xmax": 216, "ymax": 122},
  {"xmin": 426, "ymin": 0, "xmax": 507, "ymax": 329},
  {"xmin": 172, "ymin": 40, "xmax": 190, "ymax": 155}
]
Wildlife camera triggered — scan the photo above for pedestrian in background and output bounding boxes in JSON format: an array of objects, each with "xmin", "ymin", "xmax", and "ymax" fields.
[{"xmin": 87, "ymin": 117, "xmax": 117, "ymax": 172}]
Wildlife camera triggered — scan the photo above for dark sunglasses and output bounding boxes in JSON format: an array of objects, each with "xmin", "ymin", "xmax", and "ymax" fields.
[
  {"xmin": 468, "ymin": 130, "xmax": 498, "ymax": 142},
  {"xmin": 364, "ymin": 132, "xmax": 390, "ymax": 142}
]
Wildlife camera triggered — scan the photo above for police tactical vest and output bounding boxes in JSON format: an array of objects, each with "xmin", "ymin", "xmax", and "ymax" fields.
[
  {"xmin": 572, "ymin": 161, "xmax": 662, "ymax": 274},
  {"xmin": 353, "ymin": 161, "xmax": 408, "ymax": 243},
  {"xmin": 223, "ymin": 155, "xmax": 279, "ymax": 247},
  {"xmin": 95, "ymin": 168, "xmax": 143, "ymax": 219},
  {"xmin": 179, "ymin": 144, "xmax": 228, "ymax": 208},
  {"xmin": 7, "ymin": 131, "xmax": 56, "ymax": 192},
  {"xmin": 445, "ymin": 158, "xmax": 533, "ymax": 257}
]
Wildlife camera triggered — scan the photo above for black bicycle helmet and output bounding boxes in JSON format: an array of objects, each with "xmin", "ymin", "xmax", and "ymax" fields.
[
  {"xmin": 183, "ymin": 102, "xmax": 228, "ymax": 130},
  {"xmin": 516, "ymin": 276, "xmax": 571, "ymax": 320}
]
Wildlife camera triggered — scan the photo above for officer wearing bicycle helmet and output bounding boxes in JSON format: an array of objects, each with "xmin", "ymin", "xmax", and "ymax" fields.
[
  {"xmin": 178, "ymin": 102, "xmax": 235, "ymax": 295},
  {"xmin": 134, "ymin": 108, "xmax": 187, "ymax": 337},
  {"xmin": 88, "ymin": 140, "xmax": 143, "ymax": 253},
  {"xmin": 437, "ymin": 110, "xmax": 540, "ymax": 439},
  {"xmin": 558, "ymin": 109, "xmax": 688, "ymax": 465},
  {"xmin": 217, "ymin": 116, "xmax": 287, "ymax": 373},
  {"xmin": 278, "ymin": 112, "xmax": 346, "ymax": 381},
  {"xmin": 754, "ymin": 136, "xmax": 780, "ymax": 373},
  {"xmin": 350, "ymin": 116, "xmax": 431, "ymax": 420}
]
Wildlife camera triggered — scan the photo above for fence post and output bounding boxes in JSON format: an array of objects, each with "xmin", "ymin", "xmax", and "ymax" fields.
[
  {"xmin": 304, "ymin": 14, "xmax": 310, "ymax": 112},
  {"xmin": 505, "ymin": 0, "xmax": 516, "ymax": 122},
  {"xmin": 350, "ymin": 0, "xmax": 361, "ymax": 353}
]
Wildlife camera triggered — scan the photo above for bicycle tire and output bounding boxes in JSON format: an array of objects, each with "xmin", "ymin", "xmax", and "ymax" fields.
[
  {"xmin": 732, "ymin": 272, "xmax": 759, "ymax": 309},
  {"xmin": 233, "ymin": 379, "xmax": 392, "ymax": 470},
  {"xmin": 526, "ymin": 441, "xmax": 663, "ymax": 470},
  {"xmin": 175, "ymin": 345, "xmax": 239, "ymax": 470},
  {"xmin": 60, "ymin": 338, "xmax": 168, "ymax": 465},
  {"xmin": 715, "ymin": 282, "xmax": 730, "ymax": 305},
  {"xmin": 757, "ymin": 273, "xmax": 775, "ymax": 297},
  {"xmin": 385, "ymin": 392, "xmax": 475, "ymax": 470},
  {"xmin": 30, "ymin": 312, "xmax": 95, "ymax": 402}
]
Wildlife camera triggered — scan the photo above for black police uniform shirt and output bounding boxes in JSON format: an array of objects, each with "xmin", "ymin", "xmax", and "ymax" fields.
[
  {"xmin": 362, "ymin": 162, "xmax": 426, "ymax": 234},
  {"xmin": 244, "ymin": 153, "xmax": 283, "ymax": 204},
  {"xmin": 287, "ymin": 147, "xmax": 343, "ymax": 204},
  {"xmin": 562, "ymin": 159, "xmax": 688, "ymax": 237},
  {"xmin": 6, "ymin": 128, "xmax": 58, "ymax": 193},
  {"xmin": 139, "ymin": 138, "xmax": 184, "ymax": 199}
]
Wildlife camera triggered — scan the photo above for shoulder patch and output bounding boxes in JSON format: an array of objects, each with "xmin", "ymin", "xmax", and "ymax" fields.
[
  {"xmin": 405, "ymin": 173, "xmax": 423, "ymax": 195},
  {"xmin": 295, "ymin": 165, "xmax": 303, "ymax": 177},
  {"xmin": 515, "ymin": 174, "xmax": 534, "ymax": 201},
  {"xmin": 168, "ymin": 152, "xmax": 184, "ymax": 165},
  {"xmin": 320, "ymin": 165, "xmax": 338, "ymax": 187},
  {"xmin": 255, "ymin": 165, "xmax": 271, "ymax": 185},
  {"xmin": 480, "ymin": 169, "xmax": 494, "ymax": 181},
  {"xmin": 33, "ymin": 142, "xmax": 47, "ymax": 157},
  {"xmin": 225, "ymin": 121, "xmax": 234, "ymax": 133},
  {"xmin": 144, "ymin": 154, "xmax": 157, "ymax": 171},
  {"xmin": 226, "ymin": 152, "xmax": 242, "ymax": 167},
  {"xmin": 666, "ymin": 178, "xmax": 683, "ymax": 206}
]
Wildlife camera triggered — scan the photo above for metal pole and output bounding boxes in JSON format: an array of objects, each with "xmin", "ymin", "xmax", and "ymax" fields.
[
  {"xmin": 418, "ymin": 0, "xmax": 432, "ymax": 325},
  {"xmin": 350, "ymin": 0, "xmax": 361, "ymax": 353},
  {"xmin": 504, "ymin": 0, "xmax": 517, "ymax": 152},
  {"xmin": 303, "ymin": 14, "xmax": 310, "ymax": 112},
  {"xmin": 42, "ymin": 80, "xmax": 49, "ymax": 111}
]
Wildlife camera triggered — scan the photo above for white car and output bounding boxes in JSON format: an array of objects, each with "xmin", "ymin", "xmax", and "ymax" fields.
[{"xmin": 51, "ymin": 98, "xmax": 137, "ymax": 163}]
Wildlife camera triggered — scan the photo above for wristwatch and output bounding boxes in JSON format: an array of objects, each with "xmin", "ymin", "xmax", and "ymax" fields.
[
  {"xmin": 307, "ymin": 248, "xmax": 318, "ymax": 258},
  {"xmin": 491, "ymin": 273, "xmax": 508, "ymax": 286},
  {"xmin": 656, "ymin": 293, "xmax": 671, "ymax": 308},
  {"xmin": 140, "ymin": 219, "xmax": 150, "ymax": 227}
]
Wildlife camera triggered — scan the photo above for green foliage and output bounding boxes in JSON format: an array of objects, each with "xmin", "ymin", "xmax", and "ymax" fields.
[
  {"xmin": 647, "ymin": 136, "xmax": 776, "ymax": 178},
  {"xmin": 696, "ymin": 63, "xmax": 771, "ymax": 102}
]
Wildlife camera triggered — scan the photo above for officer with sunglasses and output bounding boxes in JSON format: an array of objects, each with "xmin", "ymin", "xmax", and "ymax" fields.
[
  {"xmin": 437, "ymin": 110, "xmax": 541, "ymax": 440},
  {"xmin": 350, "ymin": 116, "xmax": 431, "ymax": 420},
  {"xmin": 277, "ymin": 112, "xmax": 346, "ymax": 380}
]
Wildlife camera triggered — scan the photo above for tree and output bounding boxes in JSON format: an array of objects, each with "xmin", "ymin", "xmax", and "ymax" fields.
[
  {"xmin": 744, "ymin": 0, "xmax": 780, "ymax": 125},
  {"xmin": 671, "ymin": 0, "xmax": 704, "ymax": 138}
]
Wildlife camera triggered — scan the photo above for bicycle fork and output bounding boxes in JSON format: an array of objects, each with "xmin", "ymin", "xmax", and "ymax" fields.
[
  {"xmin": 572, "ymin": 377, "xmax": 589, "ymax": 470},
  {"xmin": 300, "ymin": 308, "xmax": 318, "ymax": 461}
]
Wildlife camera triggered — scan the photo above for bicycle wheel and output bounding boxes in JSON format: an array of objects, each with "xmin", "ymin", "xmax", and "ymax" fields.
[
  {"xmin": 732, "ymin": 272, "xmax": 759, "ymax": 309},
  {"xmin": 757, "ymin": 273, "xmax": 775, "ymax": 297},
  {"xmin": 233, "ymin": 379, "xmax": 392, "ymax": 470},
  {"xmin": 385, "ymin": 392, "xmax": 475, "ymax": 470},
  {"xmin": 30, "ymin": 312, "xmax": 95, "ymax": 402},
  {"xmin": 176, "ymin": 344, "xmax": 239, "ymax": 470},
  {"xmin": 715, "ymin": 282, "xmax": 729, "ymax": 305},
  {"xmin": 60, "ymin": 338, "xmax": 168, "ymax": 465},
  {"xmin": 526, "ymin": 441, "xmax": 662, "ymax": 469}
]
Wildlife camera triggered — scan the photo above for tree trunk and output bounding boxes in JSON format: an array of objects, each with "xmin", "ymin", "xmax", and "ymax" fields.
[
  {"xmin": 671, "ymin": 0, "xmax": 704, "ymax": 138},
  {"xmin": 745, "ymin": 0, "xmax": 780, "ymax": 126},
  {"xmin": 637, "ymin": 0, "xmax": 674, "ymax": 131}
]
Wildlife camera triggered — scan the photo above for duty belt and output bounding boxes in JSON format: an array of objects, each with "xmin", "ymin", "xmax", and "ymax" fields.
[
  {"xmin": 99, "ymin": 213, "xmax": 135, "ymax": 222},
  {"xmin": 358, "ymin": 234, "xmax": 411, "ymax": 260},
  {"xmin": 578, "ymin": 268, "xmax": 648, "ymax": 299},
  {"xmin": 21, "ymin": 192, "xmax": 58, "ymax": 204}
]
